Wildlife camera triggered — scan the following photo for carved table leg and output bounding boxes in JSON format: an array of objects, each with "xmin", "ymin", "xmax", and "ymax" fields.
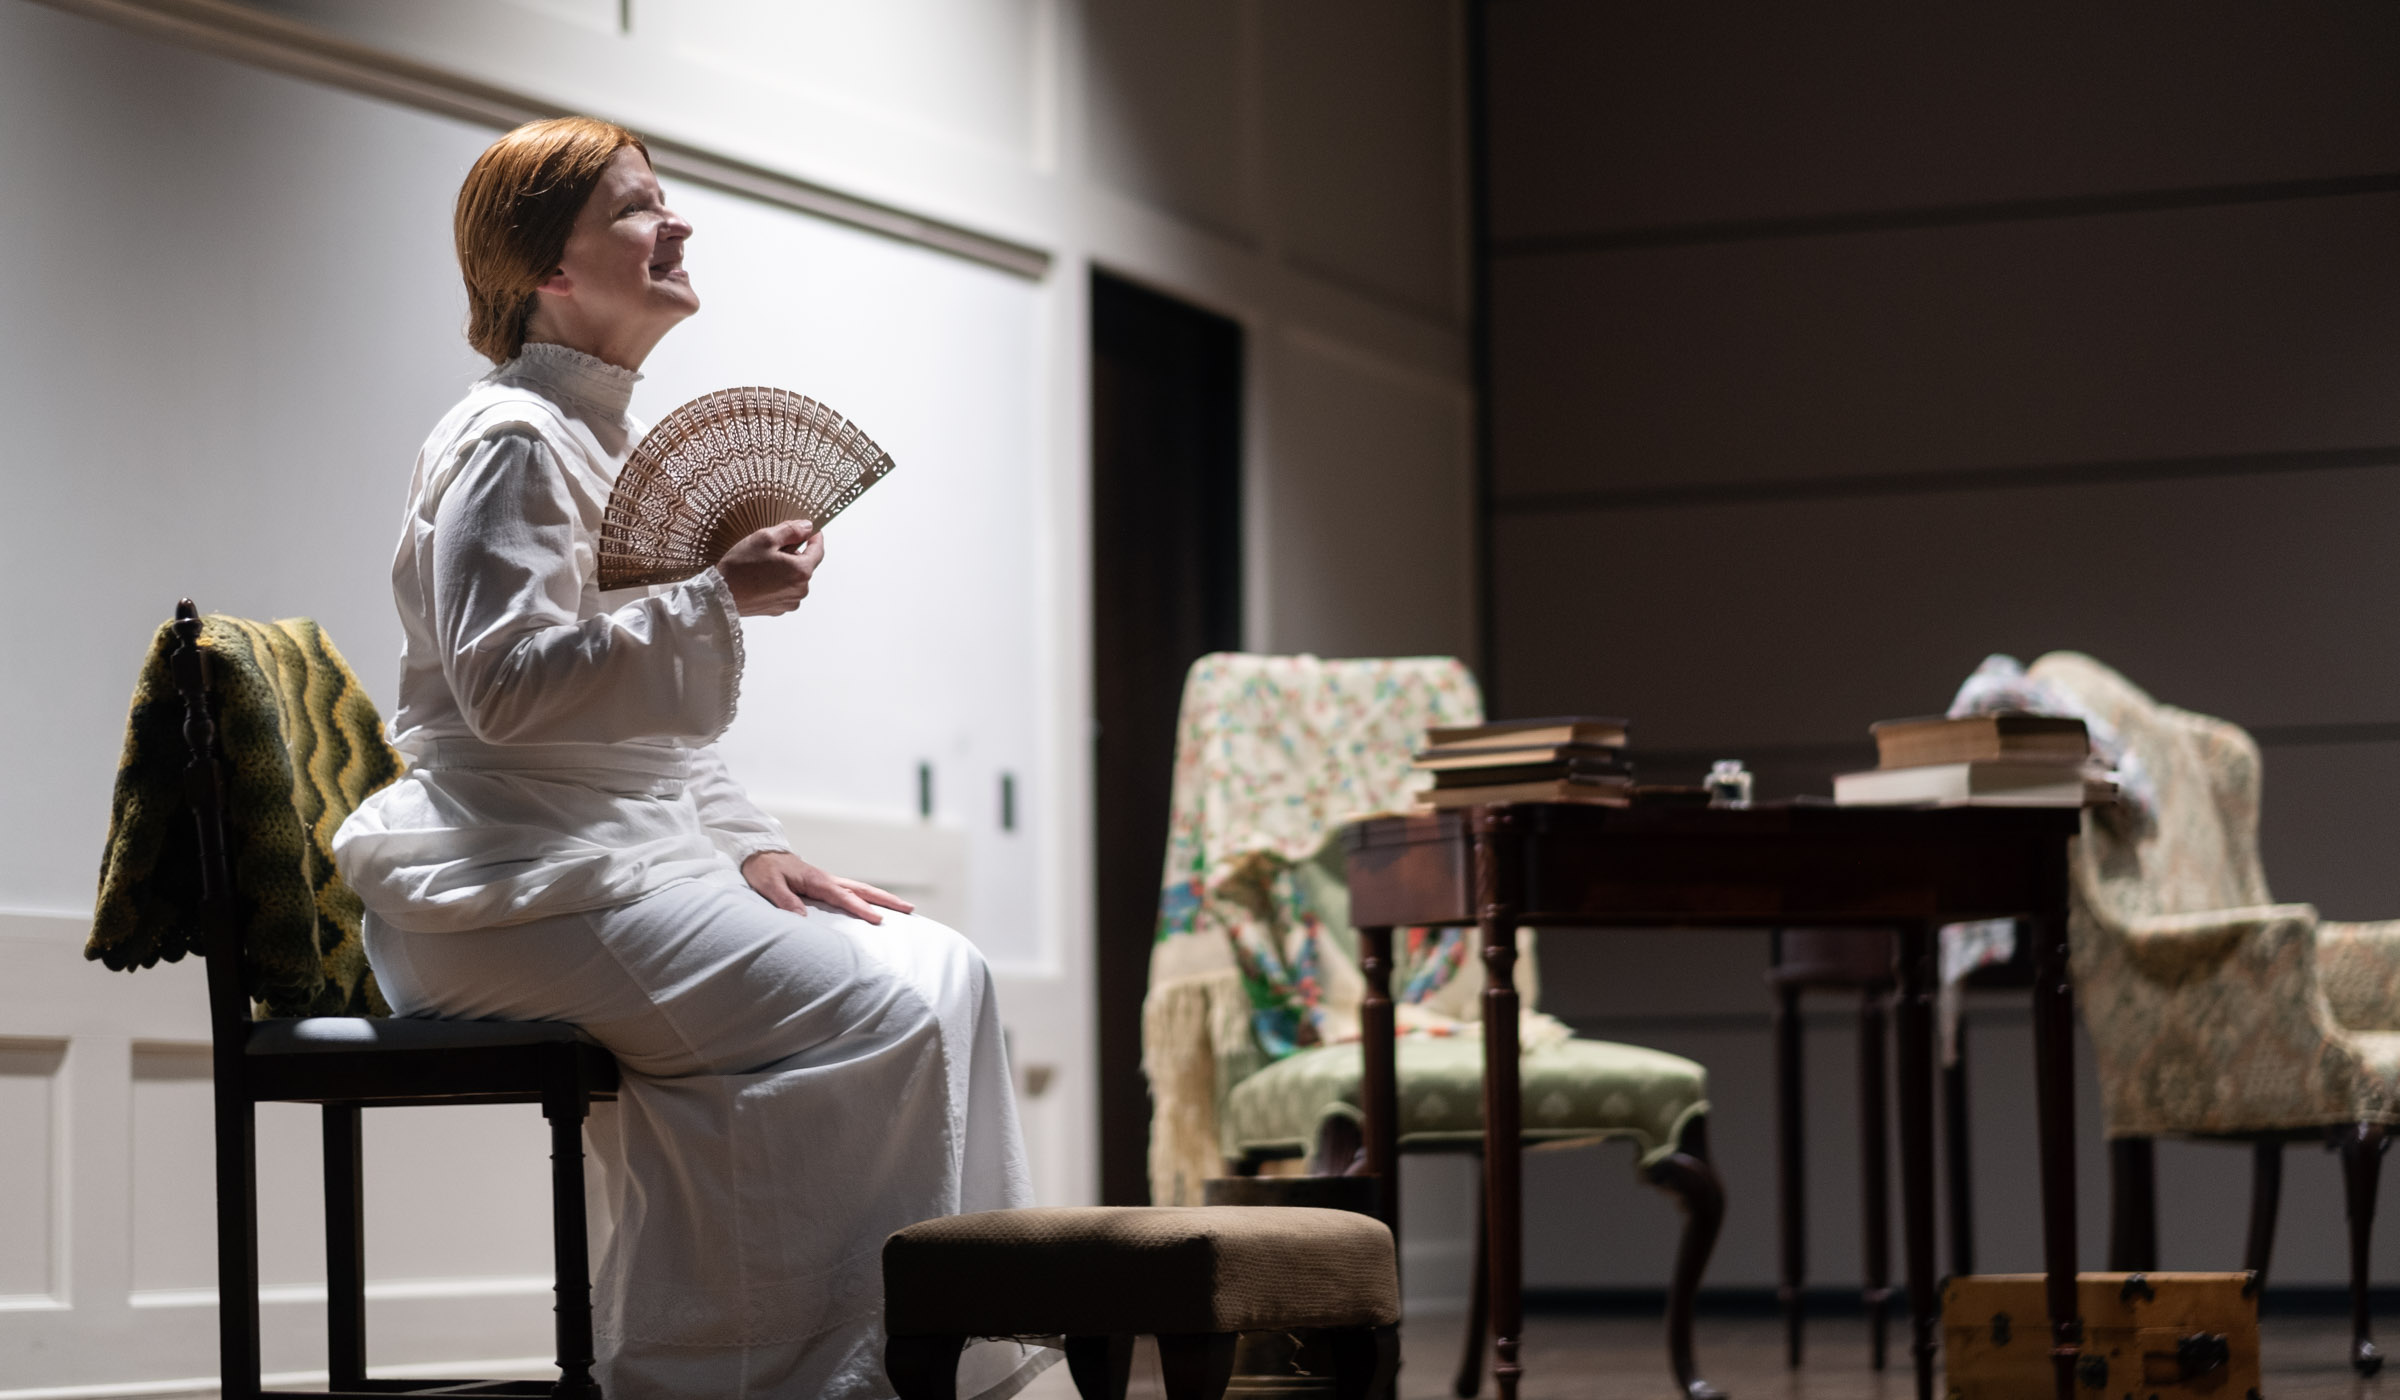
[
  {"xmin": 2030, "ymin": 875, "xmax": 2082, "ymax": 1400},
  {"xmin": 1892, "ymin": 921, "xmax": 1938, "ymax": 1400},
  {"xmin": 1860, "ymin": 988, "xmax": 1892, "ymax": 1373},
  {"xmin": 1360, "ymin": 925, "xmax": 1399, "ymax": 1240},
  {"xmin": 1944, "ymin": 1010, "xmax": 1976, "ymax": 1278},
  {"xmin": 1474, "ymin": 808, "xmax": 1524, "ymax": 1400},
  {"xmin": 1772, "ymin": 976, "xmax": 1806, "ymax": 1368}
]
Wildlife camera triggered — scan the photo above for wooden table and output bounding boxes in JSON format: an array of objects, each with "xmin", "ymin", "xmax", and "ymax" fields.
[{"xmin": 1342, "ymin": 802, "xmax": 2084, "ymax": 1400}]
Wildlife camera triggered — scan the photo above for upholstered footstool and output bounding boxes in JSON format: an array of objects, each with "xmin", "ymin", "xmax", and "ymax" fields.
[{"xmin": 884, "ymin": 1206, "xmax": 1401, "ymax": 1400}]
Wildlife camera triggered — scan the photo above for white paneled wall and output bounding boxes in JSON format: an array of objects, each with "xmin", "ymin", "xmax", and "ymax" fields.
[{"xmin": 0, "ymin": 0, "xmax": 1472, "ymax": 1390}]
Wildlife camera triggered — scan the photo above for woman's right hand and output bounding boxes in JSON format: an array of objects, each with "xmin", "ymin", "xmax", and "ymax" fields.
[{"xmin": 718, "ymin": 520, "xmax": 823, "ymax": 616}]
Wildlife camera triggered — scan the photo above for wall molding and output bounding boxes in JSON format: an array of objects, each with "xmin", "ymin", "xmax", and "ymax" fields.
[
  {"xmin": 1495, "ymin": 169, "xmax": 2400, "ymax": 259},
  {"xmin": 1494, "ymin": 443, "xmax": 2400, "ymax": 516},
  {"xmin": 0, "ymin": 1356, "xmax": 553, "ymax": 1400},
  {"xmin": 27, "ymin": 0, "xmax": 1052, "ymax": 280}
]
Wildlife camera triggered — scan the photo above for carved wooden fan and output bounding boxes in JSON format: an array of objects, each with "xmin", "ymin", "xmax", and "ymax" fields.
[{"xmin": 595, "ymin": 386, "xmax": 897, "ymax": 590}]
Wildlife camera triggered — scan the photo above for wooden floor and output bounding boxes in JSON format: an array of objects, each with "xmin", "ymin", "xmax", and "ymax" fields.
[{"xmin": 1026, "ymin": 1310, "xmax": 2386, "ymax": 1400}]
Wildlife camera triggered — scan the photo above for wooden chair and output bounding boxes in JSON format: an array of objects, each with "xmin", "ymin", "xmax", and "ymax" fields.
[
  {"xmin": 166, "ymin": 601, "xmax": 621, "ymax": 1399},
  {"xmin": 1770, "ymin": 925, "xmax": 2030, "ymax": 1369},
  {"xmin": 1768, "ymin": 928, "xmax": 1897, "ymax": 1371},
  {"xmin": 1141, "ymin": 654, "xmax": 1723, "ymax": 1400},
  {"xmin": 1229, "ymin": 1044, "xmax": 1723, "ymax": 1400}
]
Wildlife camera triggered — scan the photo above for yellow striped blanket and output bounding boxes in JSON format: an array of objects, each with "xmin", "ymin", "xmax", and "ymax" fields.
[{"xmin": 89, "ymin": 615, "xmax": 402, "ymax": 1018}]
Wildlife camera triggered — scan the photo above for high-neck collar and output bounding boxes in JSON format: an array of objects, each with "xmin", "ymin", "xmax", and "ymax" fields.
[{"xmin": 496, "ymin": 342, "xmax": 640, "ymax": 421}]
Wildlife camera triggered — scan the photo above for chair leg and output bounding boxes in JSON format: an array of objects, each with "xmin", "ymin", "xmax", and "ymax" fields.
[
  {"xmin": 888, "ymin": 1333, "xmax": 968, "ymax": 1400},
  {"xmin": 1064, "ymin": 1334, "xmax": 1135, "ymax": 1400},
  {"xmin": 2244, "ymin": 1138, "xmax": 2282, "ymax": 1288},
  {"xmin": 213, "ymin": 1086, "xmax": 263, "ymax": 1400},
  {"xmin": 1772, "ymin": 980, "xmax": 1805, "ymax": 1368},
  {"xmin": 1943, "ymin": 1011, "xmax": 1975, "ymax": 1277},
  {"xmin": 1455, "ymin": 1160, "xmax": 1488, "ymax": 1399},
  {"xmin": 1331, "ymin": 1325, "xmax": 1402, "ymax": 1400},
  {"xmin": 2340, "ymin": 1123, "xmax": 2389, "ymax": 1376},
  {"xmin": 322, "ymin": 1104, "xmax": 367, "ymax": 1389},
  {"xmin": 1647, "ymin": 1115, "xmax": 1727, "ymax": 1400},
  {"xmin": 2107, "ymin": 1137, "xmax": 2158, "ymax": 1272},
  {"xmin": 1157, "ymin": 1332, "xmax": 1240, "ymax": 1400},
  {"xmin": 1859, "ymin": 988, "xmax": 1891, "ymax": 1373},
  {"xmin": 546, "ymin": 1103, "xmax": 601, "ymax": 1400}
]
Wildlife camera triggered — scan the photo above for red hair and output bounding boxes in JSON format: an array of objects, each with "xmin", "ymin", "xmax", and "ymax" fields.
[{"xmin": 454, "ymin": 117, "xmax": 649, "ymax": 363}]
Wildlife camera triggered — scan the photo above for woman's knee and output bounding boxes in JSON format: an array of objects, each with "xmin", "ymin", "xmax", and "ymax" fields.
[{"xmin": 863, "ymin": 909, "xmax": 996, "ymax": 1001}]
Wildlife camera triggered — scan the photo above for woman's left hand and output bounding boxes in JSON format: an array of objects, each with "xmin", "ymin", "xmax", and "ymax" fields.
[{"xmin": 741, "ymin": 850, "xmax": 915, "ymax": 924}]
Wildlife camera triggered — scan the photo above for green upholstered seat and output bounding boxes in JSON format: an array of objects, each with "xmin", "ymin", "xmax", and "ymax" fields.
[{"xmin": 1221, "ymin": 1035, "xmax": 1709, "ymax": 1169}]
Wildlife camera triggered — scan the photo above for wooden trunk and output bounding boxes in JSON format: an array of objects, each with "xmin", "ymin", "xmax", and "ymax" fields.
[{"xmin": 1941, "ymin": 1272, "xmax": 2260, "ymax": 1400}]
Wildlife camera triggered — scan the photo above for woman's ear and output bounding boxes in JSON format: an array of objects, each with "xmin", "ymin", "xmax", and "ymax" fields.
[{"xmin": 534, "ymin": 267, "xmax": 573, "ymax": 297}]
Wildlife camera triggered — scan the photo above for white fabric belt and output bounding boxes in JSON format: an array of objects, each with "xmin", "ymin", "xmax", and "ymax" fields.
[{"xmin": 404, "ymin": 736, "xmax": 692, "ymax": 795}]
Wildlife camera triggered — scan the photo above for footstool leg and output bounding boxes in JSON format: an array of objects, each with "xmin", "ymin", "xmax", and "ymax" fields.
[
  {"xmin": 1157, "ymin": 1332, "xmax": 1239, "ymax": 1400},
  {"xmin": 887, "ymin": 1333, "xmax": 967, "ymax": 1400},
  {"xmin": 1331, "ymin": 1324, "xmax": 1401, "ymax": 1400},
  {"xmin": 1065, "ymin": 1335, "xmax": 1136, "ymax": 1400}
]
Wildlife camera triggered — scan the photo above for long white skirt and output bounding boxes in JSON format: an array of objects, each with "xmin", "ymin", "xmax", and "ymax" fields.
[{"xmin": 364, "ymin": 872, "xmax": 1052, "ymax": 1400}]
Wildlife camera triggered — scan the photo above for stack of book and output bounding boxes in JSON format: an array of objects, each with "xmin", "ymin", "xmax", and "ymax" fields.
[
  {"xmin": 1833, "ymin": 715, "xmax": 2116, "ymax": 807},
  {"xmin": 1412, "ymin": 717, "xmax": 1633, "ymax": 809}
]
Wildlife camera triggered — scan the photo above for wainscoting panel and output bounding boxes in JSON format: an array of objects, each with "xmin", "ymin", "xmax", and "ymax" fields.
[
  {"xmin": 0, "ymin": 913, "xmax": 558, "ymax": 1396},
  {"xmin": 0, "ymin": 1038, "xmax": 65, "ymax": 1303}
]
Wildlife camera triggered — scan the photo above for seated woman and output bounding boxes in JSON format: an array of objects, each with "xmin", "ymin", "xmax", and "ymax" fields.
[{"xmin": 333, "ymin": 117, "xmax": 1041, "ymax": 1400}]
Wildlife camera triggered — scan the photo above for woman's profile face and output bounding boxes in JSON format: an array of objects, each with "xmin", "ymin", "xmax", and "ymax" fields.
[{"xmin": 542, "ymin": 146, "xmax": 699, "ymax": 342}]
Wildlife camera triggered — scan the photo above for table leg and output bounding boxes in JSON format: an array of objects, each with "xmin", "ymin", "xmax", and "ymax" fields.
[
  {"xmin": 1360, "ymin": 925, "xmax": 1400, "ymax": 1239},
  {"xmin": 1474, "ymin": 809, "xmax": 1525, "ymax": 1400},
  {"xmin": 2030, "ymin": 873, "xmax": 2082, "ymax": 1400},
  {"xmin": 1892, "ymin": 921, "xmax": 1939, "ymax": 1400}
]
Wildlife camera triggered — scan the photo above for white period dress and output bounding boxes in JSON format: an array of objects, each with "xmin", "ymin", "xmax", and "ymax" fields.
[{"xmin": 332, "ymin": 344, "xmax": 1046, "ymax": 1400}]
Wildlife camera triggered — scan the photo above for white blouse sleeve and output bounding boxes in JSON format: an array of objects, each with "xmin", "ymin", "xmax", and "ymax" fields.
[
  {"xmin": 429, "ymin": 428, "xmax": 746, "ymax": 745},
  {"xmin": 687, "ymin": 743, "xmax": 792, "ymax": 864}
]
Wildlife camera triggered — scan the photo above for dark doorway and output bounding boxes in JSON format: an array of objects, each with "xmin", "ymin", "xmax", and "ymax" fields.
[{"xmin": 1091, "ymin": 271, "xmax": 1244, "ymax": 1206}]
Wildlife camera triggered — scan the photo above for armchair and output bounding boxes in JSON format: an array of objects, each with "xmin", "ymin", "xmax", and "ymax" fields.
[{"xmin": 2032, "ymin": 651, "xmax": 2400, "ymax": 1376}]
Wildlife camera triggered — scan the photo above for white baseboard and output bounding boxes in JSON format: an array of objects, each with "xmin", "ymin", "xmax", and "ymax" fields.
[{"xmin": 0, "ymin": 1357, "xmax": 555, "ymax": 1400}]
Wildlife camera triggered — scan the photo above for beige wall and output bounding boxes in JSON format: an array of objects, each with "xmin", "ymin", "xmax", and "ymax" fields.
[{"xmin": 1485, "ymin": 1, "xmax": 2400, "ymax": 1291}]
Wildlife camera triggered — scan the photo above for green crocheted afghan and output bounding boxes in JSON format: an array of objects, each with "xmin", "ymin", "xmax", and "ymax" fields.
[{"xmin": 89, "ymin": 615, "xmax": 402, "ymax": 1018}]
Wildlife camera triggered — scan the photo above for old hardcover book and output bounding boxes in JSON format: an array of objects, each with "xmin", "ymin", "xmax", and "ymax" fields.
[
  {"xmin": 1422, "ymin": 716, "xmax": 1628, "ymax": 753},
  {"xmin": 1871, "ymin": 714, "xmax": 2089, "ymax": 770},
  {"xmin": 1942, "ymin": 1272, "xmax": 2258, "ymax": 1400},
  {"xmin": 1414, "ymin": 741, "xmax": 1628, "ymax": 772},
  {"xmin": 1420, "ymin": 775, "xmax": 1633, "ymax": 808},
  {"xmin": 1834, "ymin": 761, "xmax": 2109, "ymax": 808},
  {"xmin": 1430, "ymin": 757, "xmax": 1631, "ymax": 789}
]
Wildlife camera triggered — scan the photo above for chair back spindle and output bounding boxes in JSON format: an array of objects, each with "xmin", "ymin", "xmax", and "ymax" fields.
[{"xmin": 168, "ymin": 599, "xmax": 258, "ymax": 1052}]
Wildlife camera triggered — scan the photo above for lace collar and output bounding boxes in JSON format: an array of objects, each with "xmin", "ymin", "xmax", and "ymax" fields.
[{"xmin": 496, "ymin": 342, "xmax": 640, "ymax": 421}]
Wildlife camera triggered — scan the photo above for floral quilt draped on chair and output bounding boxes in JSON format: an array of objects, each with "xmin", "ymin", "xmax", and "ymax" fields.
[
  {"xmin": 1141, "ymin": 653, "xmax": 1564, "ymax": 1205},
  {"xmin": 2029, "ymin": 652, "xmax": 2400, "ymax": 1138}
]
